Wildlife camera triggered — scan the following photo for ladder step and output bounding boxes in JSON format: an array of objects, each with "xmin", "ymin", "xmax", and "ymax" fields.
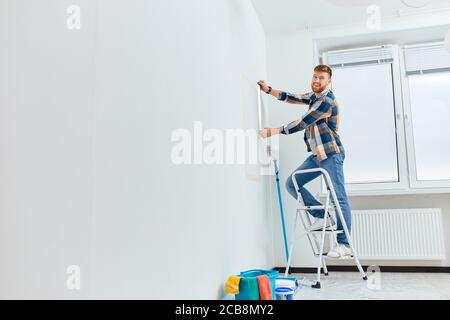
[
  {"xmin": 313, "ymin": 253, "xmax": 355, "ymax": 260},
  {"xmin": 323, "ymin": 255, "xmax": 355, "ymax": 260},
  {"xmin": 307, "ymin": 229, "xmax": 343, "ymax": 234},
  {"xmin": 297, "ymin": 205, "xmax": 326, "ymax": 210}
]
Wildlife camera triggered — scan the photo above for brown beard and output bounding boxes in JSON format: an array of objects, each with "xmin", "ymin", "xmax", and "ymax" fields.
[{"xmin": 311, "ymin": 84, "xmax": 325, "ymax": 93}]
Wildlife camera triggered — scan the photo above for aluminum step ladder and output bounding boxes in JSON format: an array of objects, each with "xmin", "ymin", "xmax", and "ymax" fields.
[{"xmin": 284, "ymin": 168, "xmax": 368, "ymax": 289}]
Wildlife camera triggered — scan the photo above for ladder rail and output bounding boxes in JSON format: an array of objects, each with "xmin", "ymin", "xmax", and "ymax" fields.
[
  {"xmin": 318, "ymin": 169, "xmax": 367, "ymax": 278},
  {"xmin": 315, "ymin": 191, "xmax": 331, "ymax": 285},
  {"xmin": 289, "ymin": 167, "xmax": 367, "ymax": 288}
]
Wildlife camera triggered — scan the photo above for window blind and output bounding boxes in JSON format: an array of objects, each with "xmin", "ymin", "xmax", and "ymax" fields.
[
  {"xmin": 403, "ymin": 42, "xmax": 450, "ymax": 75},
  {"xmin": 324, "ymin": 45, "xmax": 394, "ymax": 68}
]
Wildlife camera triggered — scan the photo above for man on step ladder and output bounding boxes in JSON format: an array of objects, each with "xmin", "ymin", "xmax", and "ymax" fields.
[{"xmin": 258, "ymin": 65, "xmax": 355, "ymax": 259}]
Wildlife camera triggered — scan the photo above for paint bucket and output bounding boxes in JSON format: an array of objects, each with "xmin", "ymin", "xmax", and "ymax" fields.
[
  {"xmin": 275, "ymin": 278, "xmax": 298, "ymax": 290},
  {"xmin": 275, "ymin": 287, "xmax": 294, "ymax": 300}
]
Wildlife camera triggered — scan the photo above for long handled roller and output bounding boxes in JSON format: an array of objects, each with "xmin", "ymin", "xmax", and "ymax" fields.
[{"xmin": 273, "ymin": 157, "xmax": 289, "ymax": 262}]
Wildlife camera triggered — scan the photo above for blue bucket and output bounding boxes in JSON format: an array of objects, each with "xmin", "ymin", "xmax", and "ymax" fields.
[
  {"xmin": 235, "ymin": 269, "xmax": 279, "ymax": 300},
  {"xmin": 275, "ymin": 287, "xmax": 294, "ymax": 300}
]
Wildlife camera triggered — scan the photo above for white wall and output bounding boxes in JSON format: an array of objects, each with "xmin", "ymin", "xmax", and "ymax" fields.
[
  {"xmin": 266, "ymin": 12, "xmax": 450, "ymax": 268},
  {"xmin": 0, "ymin": 0, "xmax": 96, "ymax": 299},
  {"xmin": 0, "ymin": 0, "xmax": 273, "ymax": 299}
]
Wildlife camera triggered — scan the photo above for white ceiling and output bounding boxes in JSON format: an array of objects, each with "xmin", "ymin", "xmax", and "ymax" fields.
[
  {"xmin": 315, "ymin": 24, "xmax": 450, "ymax": 53},
  {"xmin": 251, "ymin": 0, "xmax": 450, "ymax": 33}
]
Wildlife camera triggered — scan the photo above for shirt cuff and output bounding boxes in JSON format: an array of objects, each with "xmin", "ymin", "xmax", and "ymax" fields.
[
  {"xmin": 278, "ymin": 91, "xmax": 287, "ymax": 101},
  {"xmin": 279, "ymin": 126, "xmax": 287, "ymax": 135}
]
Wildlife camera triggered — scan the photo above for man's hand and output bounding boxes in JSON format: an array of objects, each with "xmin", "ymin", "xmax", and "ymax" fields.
[
  {"xmin": 259, "ymin": 128, "xmax": 281, "ymax": 138},
  {"xmin": 257, "ymin": 80, "xmax": 270, "ymax": 93},
  {"xmin": 258, "ymin": 80, "xmax": 280, "ymax": 99}
]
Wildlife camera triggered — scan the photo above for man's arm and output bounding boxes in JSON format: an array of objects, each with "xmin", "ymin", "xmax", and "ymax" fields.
[
  {"xmin": 267, "ymin": 88, "xmax": 281, "ymax": 100},
  {"xmin": 277, "ymin": 91, "xmax": 313, "ymax": 105},
  {"xmin": 279, "ymin": 99, "xmax": 332, "ymax": 135},
  {"xmin": 257, "ymin": 80, "xmax": 312, "ymax": 105},
  {"xmin": 259, "ymin": 99, "xmax": 333, "ymax": 138}
]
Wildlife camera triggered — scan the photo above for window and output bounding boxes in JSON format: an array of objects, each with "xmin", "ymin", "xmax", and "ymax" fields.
[
  {"xmin": 322, "ymin": 45, "xmax": 408, "ymax": 194},
  {"xmin": 332, "ymin": 63, "xmax": 399, "ymax": 184},
  {"xmin": 408, "ymin": 73, "xmax": 450, "ymax": 181},
  {"xmin": 402, "ymin": 43, "xmax": 450, "ymax": 189},
  {"xmin": 321, "ymin": 43, "xmax": 450, "ymax": 195}
]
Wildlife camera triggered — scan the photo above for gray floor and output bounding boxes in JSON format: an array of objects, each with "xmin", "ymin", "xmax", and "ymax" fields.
[{"xmin": 291, "ymin": 272, "xmax": 450, "ymax": 300}]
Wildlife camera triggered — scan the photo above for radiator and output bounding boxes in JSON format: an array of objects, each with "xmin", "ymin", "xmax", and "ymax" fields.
[{"xmin": 351, "ymin": 208, "xmax": 446, "ymax": 260}]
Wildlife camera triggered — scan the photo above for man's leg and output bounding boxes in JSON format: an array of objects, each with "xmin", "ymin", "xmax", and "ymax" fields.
[
  {"xmin": 319, "ymin": 153, "xmax": 351, "ymax": 246},
  {"xmin": 285, "ymin": 155, "xmax": 324, "ymax": 219}
]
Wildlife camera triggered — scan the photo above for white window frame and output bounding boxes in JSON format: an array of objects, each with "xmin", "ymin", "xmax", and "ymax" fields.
[{"xmin": 399, "ymin": 42, "xmax": 450, "ymax": 190}]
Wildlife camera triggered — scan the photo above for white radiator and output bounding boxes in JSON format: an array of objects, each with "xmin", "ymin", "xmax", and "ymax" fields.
[{"xmin": 351, "ymin": 208, "xmax": 446, "ymax": 260}]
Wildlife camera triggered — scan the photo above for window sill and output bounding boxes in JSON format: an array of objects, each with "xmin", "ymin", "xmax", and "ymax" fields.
[
  {"xmin": 348, "ymin": 187, "xmax": 450, "ymax": 197},
  {"xmin": 319, "ymin": 187, "xmax": 450, "ymax": 198}
]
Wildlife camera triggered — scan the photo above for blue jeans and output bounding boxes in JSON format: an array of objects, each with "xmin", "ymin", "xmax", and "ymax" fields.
[{"xmin": 285, "ymin": 153, "xmax": 351, "ymax": 246}]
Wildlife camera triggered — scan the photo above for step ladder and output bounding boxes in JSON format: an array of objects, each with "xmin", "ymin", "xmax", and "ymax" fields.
[{"xmin": 284, "ymin": 168, "xmax": 367, "ymax": 289}]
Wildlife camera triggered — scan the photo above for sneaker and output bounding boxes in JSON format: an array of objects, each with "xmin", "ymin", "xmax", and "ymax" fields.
[
  {"xmin": 327, "ymin": 244, "xmax": 352, "ymax": 258},
  {"xmin": 306, "ymin": 217, "xmax": 336, "ymax": 232}
]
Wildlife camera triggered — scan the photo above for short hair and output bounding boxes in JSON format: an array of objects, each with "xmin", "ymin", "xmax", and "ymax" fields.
[{"xmin": 314, "ymin": 64, "xmax": 332, "ymax": 78}]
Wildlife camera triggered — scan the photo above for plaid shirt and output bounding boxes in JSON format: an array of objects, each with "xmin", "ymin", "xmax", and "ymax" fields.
[{"xmin": 278, "ymin": 89, "xmax": 345, "ymax": 162}]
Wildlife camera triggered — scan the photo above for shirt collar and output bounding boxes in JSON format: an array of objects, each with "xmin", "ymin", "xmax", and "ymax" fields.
[{"xmin": 313, "ymin": 88, "xmax": 330, "ymax": 100}]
